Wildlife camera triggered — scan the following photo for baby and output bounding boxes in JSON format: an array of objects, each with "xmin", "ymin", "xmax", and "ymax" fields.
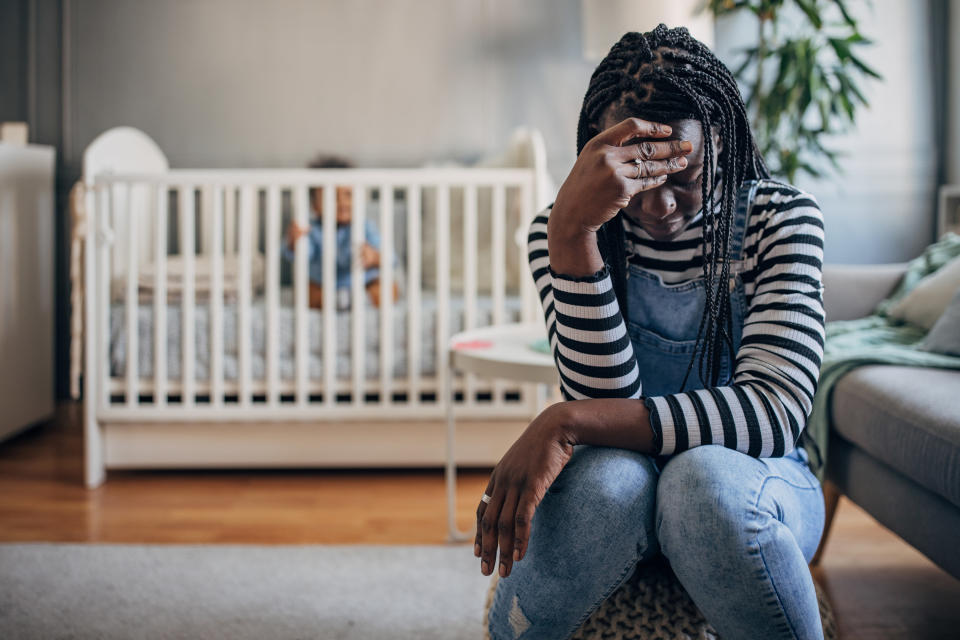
[{"xmin": 282, "ymin": 155, "xmax": 398, "ymax": 309}]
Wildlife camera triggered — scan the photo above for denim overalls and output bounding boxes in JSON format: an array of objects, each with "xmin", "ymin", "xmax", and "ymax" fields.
[
  {"xmin": 625, "ymin": 179, "xmax": 758, "ymax": 398},
  {"xmin": 626, "ymin": 180, "xmax": 772, "ymax": 472},
  {"xmin": 623, "ymin": 179, "xmax": 819, "ymax": 470}
]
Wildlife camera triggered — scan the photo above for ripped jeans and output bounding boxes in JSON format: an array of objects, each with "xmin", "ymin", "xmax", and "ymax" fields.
[{"xmin": 486, "ymin": 444, "xmax": 826, "ymax": 640}]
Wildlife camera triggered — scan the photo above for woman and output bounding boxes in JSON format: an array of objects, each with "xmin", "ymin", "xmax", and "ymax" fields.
[{"xmin": 480, "ymin": 25, "xmax": 827, "ymax": 640}]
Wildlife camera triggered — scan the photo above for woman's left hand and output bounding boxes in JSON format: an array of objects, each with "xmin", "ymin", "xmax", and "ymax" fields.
[{"xmin": 475, "ymin": 402, "xmax": 577, "ymax": 579}]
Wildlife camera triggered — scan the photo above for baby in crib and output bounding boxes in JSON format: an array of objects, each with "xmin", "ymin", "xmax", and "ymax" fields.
[{"xmin": 283, "ymin": 155, "xmax": 398, "ymax": 310}]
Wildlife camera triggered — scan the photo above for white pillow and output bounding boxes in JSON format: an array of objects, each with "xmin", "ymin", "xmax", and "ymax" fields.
[
  {"xmin": 888, "ymin": 254, "xmax": 960, "ymax": 330},
  {"xmin": 922, "ymin": 287, "xmax": 960, "ymax": 356}
]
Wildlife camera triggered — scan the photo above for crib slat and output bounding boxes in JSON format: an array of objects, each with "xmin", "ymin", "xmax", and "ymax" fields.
[
  {"xmin": 199, "ymin": 185, "xmax": 213, "ymax": 257},
  {"xmin": 379, "ymin": 183, "xmax": 393, "ymax": 406},
  {"xmin": 491, "ymin": 183, "xmax": 506, "ymax": 404},
  {"xmin": 180, "ymin": 186, "xmax": 196, "ymax": 406},
  {"xmin": 436, "ymin": 184, "xmax": 451, "ymax": 407},
  {"xmin": 322, "ymin": 183, "xmax": 337, "ymax": 407},
  {"xmin": 99, "ymin": 184, "xmax": 112, "ymax": 409},
  {"xmin": 265, "ymin": 185, "xmax": 281, "ymax": 407},
  {"xmin": 224, "ymin": 187, "xmax": 237, "ymax": 255},
  {"xmin": 238, "ymin": 185, "xmax": 254, "ymax": 407},
  {"xmin": 463, "ymin": 184, "xmax": 478, "ymax": 407},
  {"xmin": 294, "ymin": 185, "xmax": 310, "ymax": 406},
  {"xmin": 210, "ymin": 186, "xmax": 225, "ymax": 407},
  {"xmin": 406, "ymin": 185, "xmax": 421, "ymax": 406},
  {"xmin": 519, "ymin": 179, "xmax": 536, "ymax": 323},
  {"xmin": 153, "ymin": 185, "xmax": 168, "ymax": 406},
  {"xmin": 124, "ymin": 184, "xmax": 139, "ymax": 407},
  {"xmin": 351, "ymin": 185, "xmax": 366, "ymax": 407}
]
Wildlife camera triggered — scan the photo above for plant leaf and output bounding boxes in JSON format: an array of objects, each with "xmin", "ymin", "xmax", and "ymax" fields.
[{"xmin": 848, "ymin": 53, "xmax": 882, "ymax": 79}]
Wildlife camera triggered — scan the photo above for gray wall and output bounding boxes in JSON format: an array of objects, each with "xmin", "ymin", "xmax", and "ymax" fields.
[
  {"xmin": 64, "ymin": 0, "xmax": 595, "ymax": 177},
  {"xmin": 949, "ymin": 0, "xmax": 960, "ymax": 184},
  {"xmin": 0, "ymin": 0, "xmax": 29, "ymax": 124}
]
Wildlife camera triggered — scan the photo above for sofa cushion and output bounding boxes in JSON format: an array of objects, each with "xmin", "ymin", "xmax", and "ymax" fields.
[{"xmin": 831, "ymin": 365, "xmax": 960, "ymax": 508}]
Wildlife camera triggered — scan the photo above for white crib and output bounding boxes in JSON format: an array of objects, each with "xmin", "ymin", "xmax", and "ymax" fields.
[{"xmin": 78, "ymin": 133, "xmax": 554, "ymax": 487}]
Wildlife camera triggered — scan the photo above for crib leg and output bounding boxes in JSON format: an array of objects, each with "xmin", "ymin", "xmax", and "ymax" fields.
[
  {"xmin": 84, "ymin": 403, "xmax": 105, "ymax": 489},
  {"xmin": 446, "ymin": 360, "xmax": 476, "ymax": 543}
]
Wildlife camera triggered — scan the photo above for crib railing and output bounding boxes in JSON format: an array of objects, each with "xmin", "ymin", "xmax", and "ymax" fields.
[{"xmin": 84, "ymin": 168, "xmax": 543, "ymax": 421}]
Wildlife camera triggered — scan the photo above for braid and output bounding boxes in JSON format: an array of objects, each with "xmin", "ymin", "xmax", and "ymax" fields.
[{"xmin": 575, "ymin": 24, "xmax": 770, "ymax": 389}]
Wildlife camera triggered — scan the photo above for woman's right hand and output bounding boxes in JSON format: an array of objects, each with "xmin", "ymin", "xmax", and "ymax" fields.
[{"xmin": 550, "ymin": 117, "xmax": 693, "ymax": 234}]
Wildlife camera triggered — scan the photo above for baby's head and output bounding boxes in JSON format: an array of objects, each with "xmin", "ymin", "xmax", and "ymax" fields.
[{"xmin": 307, "ymin": 154, "xmax": 353, "ymax": 224}]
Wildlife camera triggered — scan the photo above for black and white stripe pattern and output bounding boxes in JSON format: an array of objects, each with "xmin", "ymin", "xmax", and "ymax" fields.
[{"xmin": 527, "ymin": 179, "xmax": 825, "ymax": 457}]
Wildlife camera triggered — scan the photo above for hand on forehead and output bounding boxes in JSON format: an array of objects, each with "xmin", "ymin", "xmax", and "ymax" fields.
[{"xmin": 598, "ymin": 105, "xmax": 722, "ymax": 166}]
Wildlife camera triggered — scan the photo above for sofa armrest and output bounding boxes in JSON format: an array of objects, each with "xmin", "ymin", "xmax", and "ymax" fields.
[{"xmin": 822, "ymin": 263, "xmax": 908, "ymax": 321}]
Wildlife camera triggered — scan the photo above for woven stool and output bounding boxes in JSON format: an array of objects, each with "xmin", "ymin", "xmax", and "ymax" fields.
[{"xmin": 482, "ymin": 554, "xmax": 836, "ymax": 640}]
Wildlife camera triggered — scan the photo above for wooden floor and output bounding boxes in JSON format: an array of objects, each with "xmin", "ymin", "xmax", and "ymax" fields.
[{"xmin": 2, "ymin": 404, "xmax": 959, "ymax": 639}]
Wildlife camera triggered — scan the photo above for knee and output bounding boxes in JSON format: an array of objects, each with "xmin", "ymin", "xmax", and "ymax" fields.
[
  {"xmin": 655, "ymin": 446, "xmax": 758, "ymax": 558},
  {"xmin": 561, "ymin": 445, "xmax": 659, "ymax": 518}
]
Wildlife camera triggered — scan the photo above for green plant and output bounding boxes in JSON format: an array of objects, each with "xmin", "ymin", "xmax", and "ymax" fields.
[{"xmin": 706, "ymin": 0, "xmax": 882, "ymax": 181}]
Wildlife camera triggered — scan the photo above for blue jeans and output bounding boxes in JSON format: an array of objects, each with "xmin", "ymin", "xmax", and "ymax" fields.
[{"xmin": 487, "ymin": 444, "xmax": 826, "ymax": 640}]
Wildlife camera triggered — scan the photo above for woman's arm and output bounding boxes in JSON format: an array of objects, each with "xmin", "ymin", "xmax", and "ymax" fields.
[
  {"xmin": 558, "ymin": 398, "xmax": 657, "ymax": 453},
  {"xmin": 527, "ymin": 209, "xmax": 644, "ymax": 401},
  {"xmin": 523, "ymin": 117, "xmax": 690, "ymax": 447},
  {"xmin": 546, "ymin": 208, "xmax": 604, "ymax": 277}
]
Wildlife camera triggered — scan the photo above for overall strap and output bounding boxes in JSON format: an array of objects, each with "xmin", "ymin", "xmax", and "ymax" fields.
[{"xmin": 726, "ymin": 179, "xmax": 759, "ymax": 263}]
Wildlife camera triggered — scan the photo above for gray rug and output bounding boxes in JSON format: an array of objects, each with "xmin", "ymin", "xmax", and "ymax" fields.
[{"xmin": 0, "ymin": 543, "xmax": 490, "ymax": 640}]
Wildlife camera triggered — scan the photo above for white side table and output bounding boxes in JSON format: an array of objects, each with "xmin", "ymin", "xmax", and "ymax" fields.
[{"xmin": 445, "ymin": 322, "xmax": 559, "ymax": 542}]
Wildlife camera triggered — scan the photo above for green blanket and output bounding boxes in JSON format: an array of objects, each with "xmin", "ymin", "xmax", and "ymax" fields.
[{"xmin": 802, "ymin": 232, "xmax": 960, "ymax": 481}]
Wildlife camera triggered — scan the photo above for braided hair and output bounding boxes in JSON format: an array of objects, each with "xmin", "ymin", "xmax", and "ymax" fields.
[{"xmin": 576, "ymin": 24, "xmax": 770, "ymax": 389}]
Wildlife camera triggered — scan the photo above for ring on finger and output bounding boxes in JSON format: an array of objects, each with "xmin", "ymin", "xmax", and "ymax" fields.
[
  {"xmin": 481, "ymin": 493, "xmax": 492, "ymax": 504},
  {"xmin": 634, "ymin": 162, "xmax": 642, "ymax": 180}
]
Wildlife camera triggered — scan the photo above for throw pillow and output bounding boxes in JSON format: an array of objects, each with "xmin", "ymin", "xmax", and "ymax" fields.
[
  {"xmin": 923, "ymin": 287, "xmax": 960, "ymax": 356},
  {"xmin": 887, "ymin": 254, "xmax": 960, "ymax": 330}
]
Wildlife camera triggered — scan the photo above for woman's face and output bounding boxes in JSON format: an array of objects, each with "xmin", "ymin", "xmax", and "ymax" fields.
[{"xmin": 596, "ymin": 106, "xmax": 721, "ymax": 241}]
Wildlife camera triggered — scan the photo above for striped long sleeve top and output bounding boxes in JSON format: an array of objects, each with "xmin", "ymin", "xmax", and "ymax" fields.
[{"xmin": 527, "ymin": 179, "xmax": 826, "ymax": 458}]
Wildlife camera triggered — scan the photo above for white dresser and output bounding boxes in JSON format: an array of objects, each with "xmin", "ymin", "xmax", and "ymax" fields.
[{"xmin": 0, "ymin": 143, "xmax": 56, "ymax": 442}]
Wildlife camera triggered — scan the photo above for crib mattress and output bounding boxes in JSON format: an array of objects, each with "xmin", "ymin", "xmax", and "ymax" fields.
[{"xmin": 109, "ymin": 289, "xmax": 524, "ymax": 382}]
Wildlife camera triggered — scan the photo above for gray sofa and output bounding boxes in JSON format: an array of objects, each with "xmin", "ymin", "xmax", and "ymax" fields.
[{"xmin": 815, "ymin": 264, "xmax": 960, "ymax": 580}]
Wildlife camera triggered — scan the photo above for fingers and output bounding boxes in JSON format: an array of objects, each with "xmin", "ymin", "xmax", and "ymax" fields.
[
  {"xmin": 474, "ymin": 476, "xmax": 495, "ymax": 559},
  {"xmin": 479, "ymin": 488, "xmax": 505, "ymax": 577},
  {"xmin": 594, "ymin": 117, "xmax": 673, "ymax": 147},
  {"xmin": 512, "ymin": 493, "xmax": 537, "ymax": 566},
  {"xmin": 631, "ymin": 175, "xmax": 670, "ymax": 191},
  {"xmin": 616, "ymin": 155, "xmax": 689, "ymax": 181},
  {"xmin": 495, "ymin": 486, "xmax": 520, "ymax": 578},
  {"xmin": 475, "ymin": 476, "xmax": 536, "ymax": 579},
  {"xmin": 611, "ymin": 138, "xmax": 693, "ymax": 162}
]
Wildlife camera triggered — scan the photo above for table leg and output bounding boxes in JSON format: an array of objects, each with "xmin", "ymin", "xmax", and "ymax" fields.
[
  {"xmin": 535, "ymin": 382, "xmax": 547, "ymax": 414},
  {"xmin": 446, "ymin": 364, "xmax": 476, "ymax": 543}
]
